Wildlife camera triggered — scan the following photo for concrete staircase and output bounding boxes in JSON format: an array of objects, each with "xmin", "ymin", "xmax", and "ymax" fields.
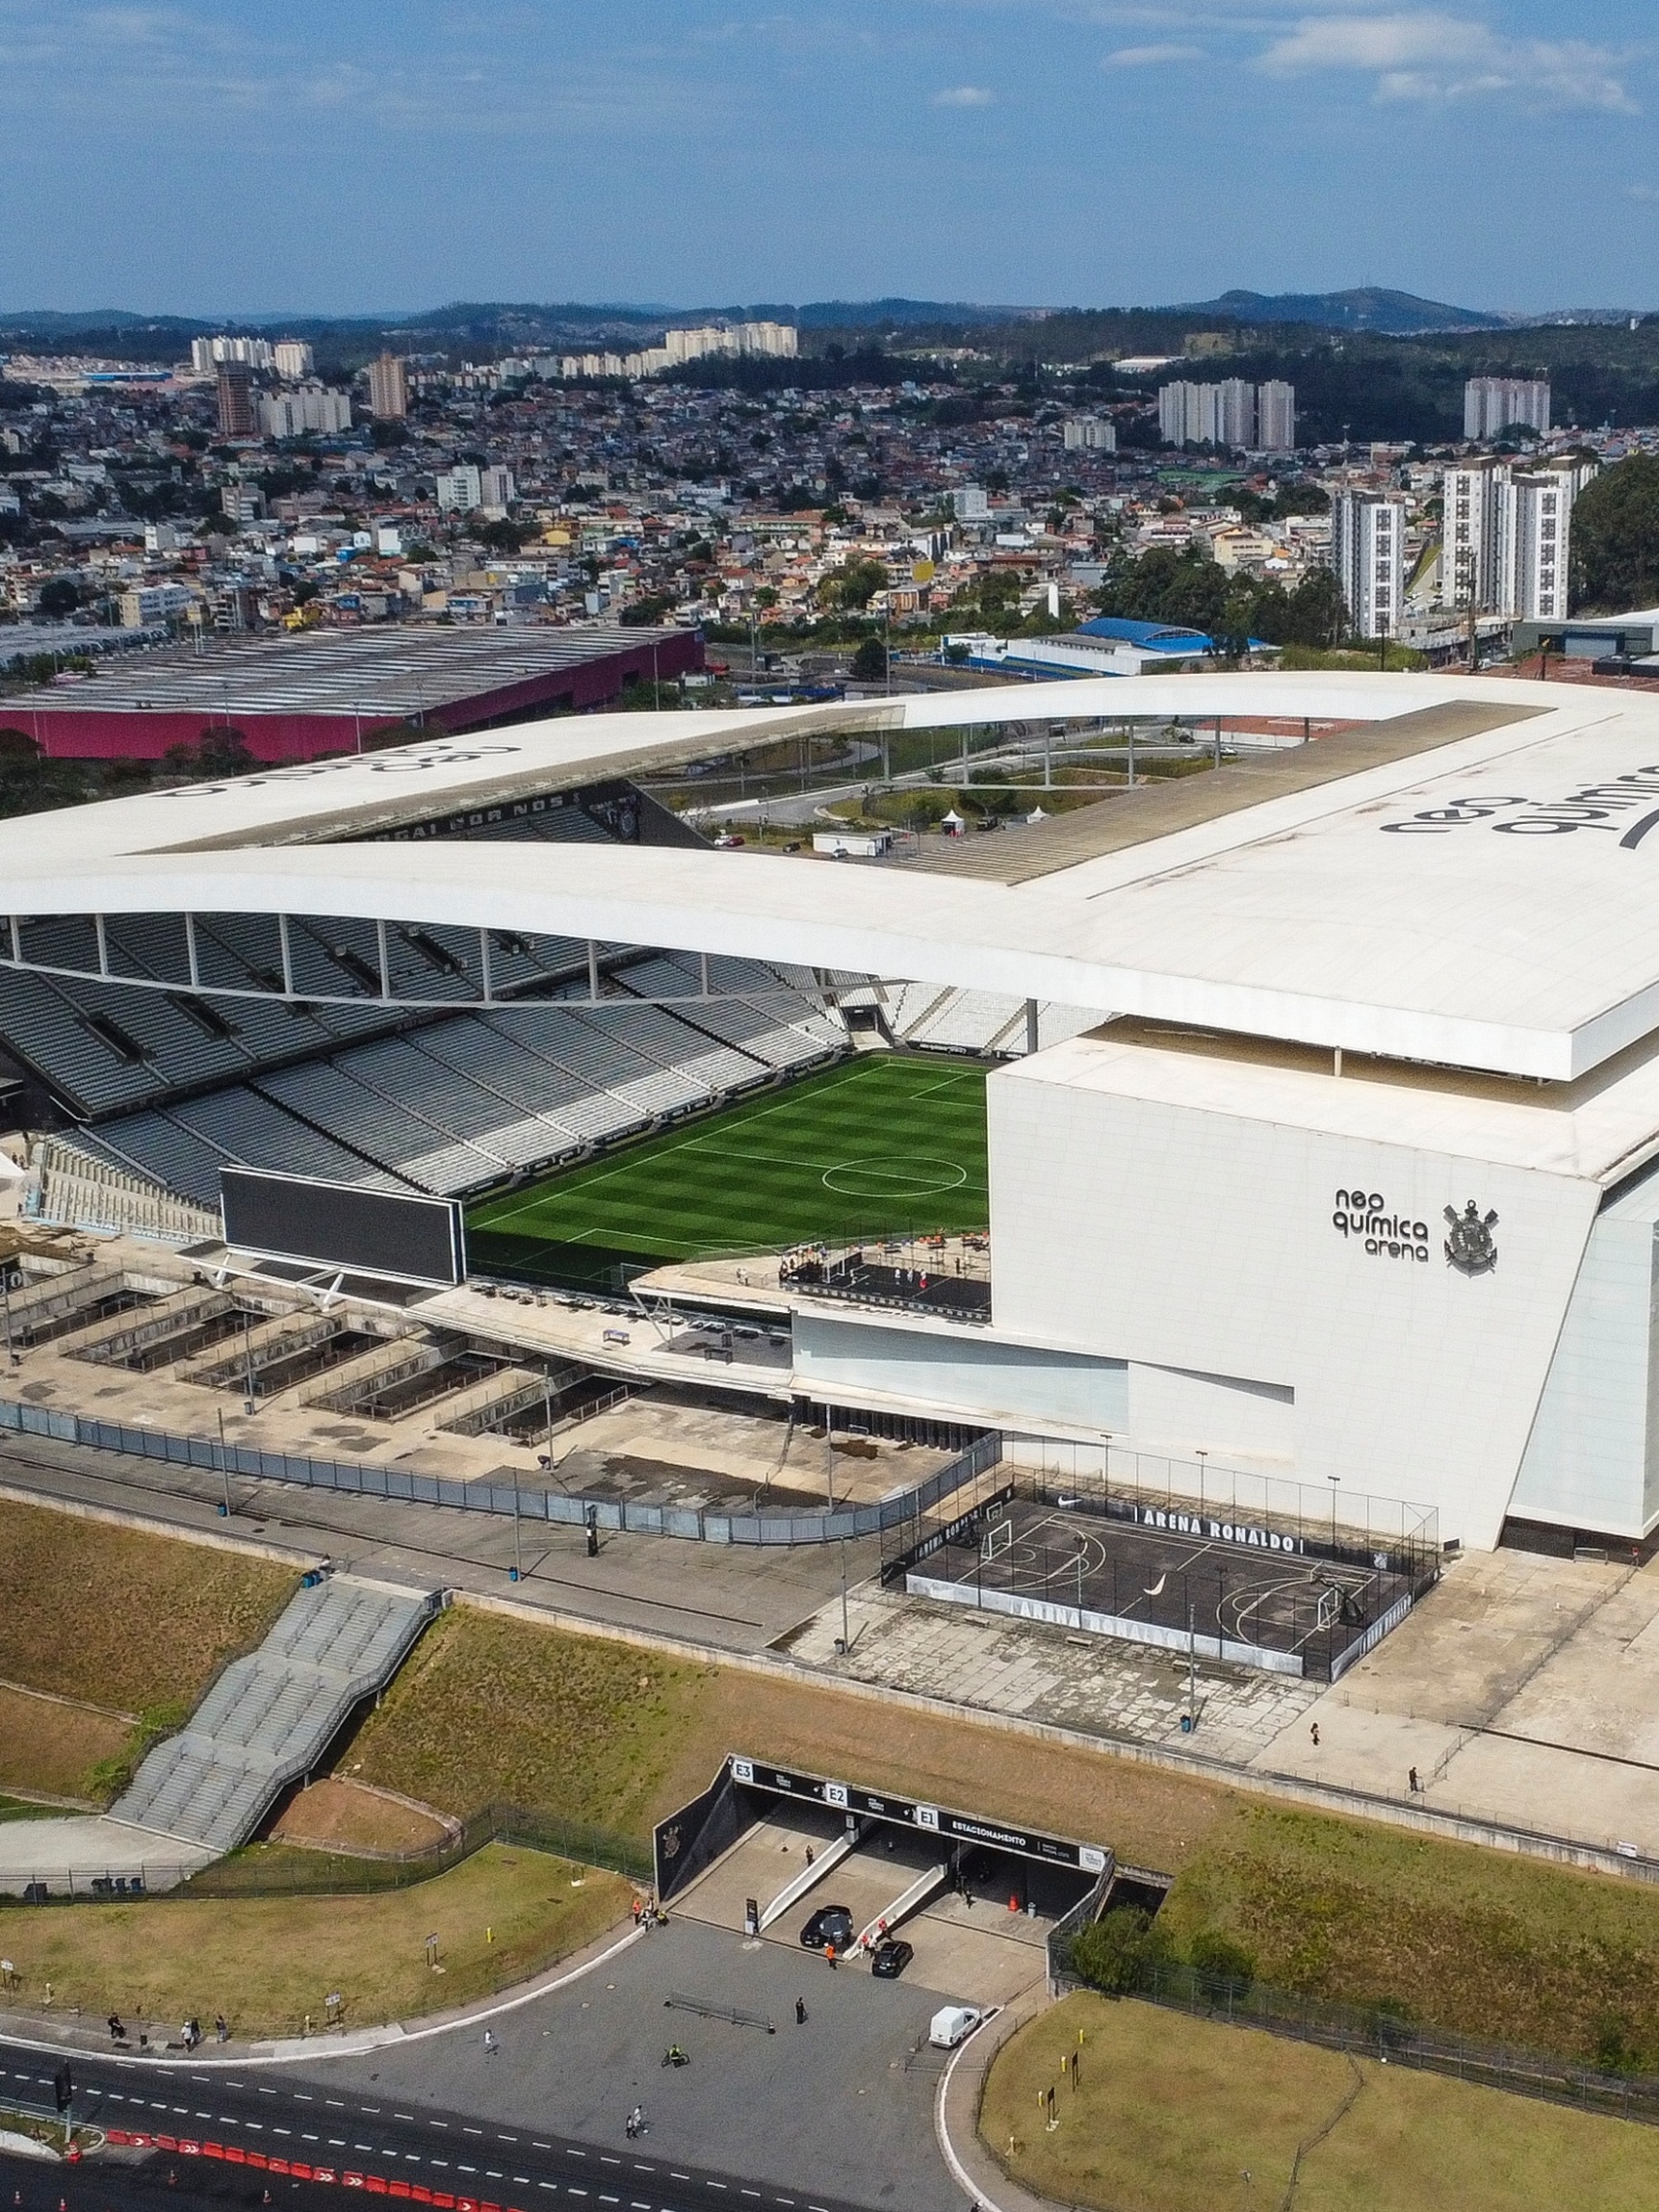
[{"xmin": 111, "ymin": 1574, "xmax": 440, "ymax": 1855}]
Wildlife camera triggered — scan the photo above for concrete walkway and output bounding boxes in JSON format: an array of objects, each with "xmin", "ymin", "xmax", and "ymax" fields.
[{"xmin": 0, "ymin": 1814, "xmax": 214, "ymax": 1897}]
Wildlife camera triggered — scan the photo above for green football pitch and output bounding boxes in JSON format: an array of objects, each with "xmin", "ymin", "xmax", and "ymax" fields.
[{"xmin": 465, "ymin": 1053, "xmax": 989, "ymax": 1290}]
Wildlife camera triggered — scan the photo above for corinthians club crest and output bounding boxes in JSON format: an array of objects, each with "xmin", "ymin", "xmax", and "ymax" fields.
[{"xmin": 1444, "ymin": 1199, "xmax": 1498, "ymax": 1276}]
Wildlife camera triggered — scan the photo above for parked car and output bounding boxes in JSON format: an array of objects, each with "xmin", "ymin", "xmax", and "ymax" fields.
[
  {"xmin": 929, "ymin": 2005, "xmax": 984, "ymax": 2048},
  {"xmin": 869, "ymin": 1939, "xmax": 914, "ymax": 1980},
  {"xmin": 799, "ymin": 1904, "xmax": 855, "ymax": 1951}
]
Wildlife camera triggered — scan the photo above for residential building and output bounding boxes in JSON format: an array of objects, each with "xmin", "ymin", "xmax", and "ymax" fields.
[
  {"xmin": 215, "ymin": 364, "xmax": 255, "ymax": 440},
  {"xmin": 1494, "ymin": 471, "xmax": 1570, "ymax": 623},
  {"xmin": 1464, "ymin": 377, "xmax": 1551, "ymax": 441},
  {"xmin": 220, "ymin": 483, "xmax": 266, "ymax": 525},
  {"xmin": 1157, "ymin": 379, "xmax": 1295, "ymax": 450},
  {"xmin": 952, "ymin": 485, "xmax": 991, "ymax": 522},
  {"xmin": 1257, "ymin": 381, "xmax": 1297, "ymax": 452},
  {"xmin": 1063, "ymin": 418, "xmax": 1116, "ymax": 452},
  {"xmin": 258, "ymin": 384, "xmax": 352, "ymax": 438},
  {"xmin": 191, "ymin": 335, "xmax": 275, "ymax": 373},
  {"xmin": 435, "ymin": 464, "xmax": 515, "ymax": 515},
  {"xmin": 272, "ymin": 341, "xmax": 316, "ymax": 381},
  {"xmin": 1441, "ymin": 459, "xmax": 1576, "ymax": 622},
  {"xmin": 117, "ymin": 581, "xmax": 197, "ymax": 628},
  {"xmin": 1330, "ymin": 490, "xmax": 1404, "ymax": 638},
  {"xmin": 368, "ymin": 353, "xmax": 409, "ymax": 420},
  {"xmin": 1215, "ymin": 378, "xmax": 1257, "ymax": 449}
]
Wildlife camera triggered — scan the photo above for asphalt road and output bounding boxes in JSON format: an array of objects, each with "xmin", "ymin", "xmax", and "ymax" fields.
[
  {"xmin": 0, "ymin": 1433, "xmax": 873, "ymax": 1655},
  {"xmin": 0, "ymin": 2034, "xmax": 903, "ymax": 2212}
]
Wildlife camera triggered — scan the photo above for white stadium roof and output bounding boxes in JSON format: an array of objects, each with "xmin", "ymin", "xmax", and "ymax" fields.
[{"xmin": 6, "ymin": 668, "xmax": 1659, "ymax": 1083}]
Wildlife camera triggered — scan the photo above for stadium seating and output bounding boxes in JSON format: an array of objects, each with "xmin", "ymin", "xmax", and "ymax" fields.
[{"xmin": 111, "ymin": 1576, "xmax": 437, "ymax": 1856}]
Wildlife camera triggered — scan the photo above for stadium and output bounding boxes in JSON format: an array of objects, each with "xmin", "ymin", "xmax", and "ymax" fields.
[{"xmin": 4, "ymin": 663, "xmax": 1659, "ymax": 1571}]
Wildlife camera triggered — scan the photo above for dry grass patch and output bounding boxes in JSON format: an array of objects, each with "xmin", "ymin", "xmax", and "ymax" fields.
[
  {"xmin": 0, "ymin": 1499, "xmax": 296, "ymax": 1712},
  {"xmin": 347, "ymin": 1607, "xmax": 1235, "ymax": 1869},
  {"xmin": 0, "ymin": 1843, "xmax": 628, "ymax": 2037},
  {"xmin": 0, "ymin": 1685, "xmax": 130, "ymax": 1803},
  {"xmin": 984, "ymin": 1994, "xmax": 1659, "ymax": 2212},
  {"xmin": 1162, "ymin": 1800, "xmax": 1659, "ymax": 2070}
]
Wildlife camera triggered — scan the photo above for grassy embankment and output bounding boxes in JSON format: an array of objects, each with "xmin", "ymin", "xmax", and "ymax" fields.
[
  {"xmin": 0, "ymin": 1499, "xmax": 297, "ymax": 1802},
  {"xmin": 1, "ymin": 1846, "xmax": 628, "ymax": 2038},
  {"xmin": 12, "ymin": 1502, "xmax": 1659, "ymax": 2068},
  {"xmin": 344, "ymin": 1608, "xmax": 1659, "ymax": 2070},
  {"xmin": 984, "ymin": 1993, "xmax": 1659, "ymax": 2212}
]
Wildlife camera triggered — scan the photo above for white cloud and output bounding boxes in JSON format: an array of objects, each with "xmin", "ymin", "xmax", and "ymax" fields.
[
  {"xmin": 1104, "ymin": 39, "xmax": 1204, "ymax": 64},
  {"xmin": 1629, "ymin": 183, "xmax": 1659, "ymax": 202},
  {"xmin": 932, "ymin": 82, "xmax": 994, "ymax": 102},
  {"xmin": 1257, "ymin": 13, "xmax": 1636, "ymax": 112}
]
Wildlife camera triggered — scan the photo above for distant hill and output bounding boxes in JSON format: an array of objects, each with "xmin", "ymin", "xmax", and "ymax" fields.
[
  {"xmin": 795, "ymin": 297, "xmax": 1039, "ymax": 329},
  {"xmin": 1173, "ymin": 288, "xmax": 1508, "ymax": 334}
]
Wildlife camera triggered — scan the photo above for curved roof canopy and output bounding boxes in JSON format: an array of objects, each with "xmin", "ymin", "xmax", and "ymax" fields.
[{"xmin": 2, "ymin": 669, "xmax": 1654, "ymax": 1084}]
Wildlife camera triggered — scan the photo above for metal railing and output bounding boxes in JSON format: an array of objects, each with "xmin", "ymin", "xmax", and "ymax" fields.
[
  {"xmin": 2, "ymin": 1802, "xmax": 654, "ymax": 1908},
  {"xmin": 1050, "ymin": 1947, "xmax": 1659, "ymax": 2128}
]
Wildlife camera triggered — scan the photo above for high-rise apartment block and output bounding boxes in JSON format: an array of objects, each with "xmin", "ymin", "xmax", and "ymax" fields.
[
  {"xmin": 258, "ymin": 384, "xmax": 352, "ymax": 438},
  {"xmin": 1062, "ymin": 417, "xmax": 1116, "ymax": 451},
  {"xmin": 1441, "ymin": 459, "xmax": 1576, "ymax": 622},
  {"xmin": 952, "ymin": 485, "xmax": 991, "ymax": 521},
  {"xmin": 1464, "ymin": 377, "xmax": 1551, "ymax": 441},
  {"xmin": 1257, "ymin": 381, "xmax": 1297, "ymax": 452},
  {"xmin": 272, "ymin": 341, "xmax": 315, "ymax": 381},
  {"xmin": 1330, "ymin": 490, "xmax": 1404, "ymax": 638},
  {"xmin": 555, "ymin": 322, "xmax": 798, "ymax": 381},
  {"xmin": 192, "ymin": 335, "xmax": 275, "ymax": 373},
  {"xmin": 368, "ymin": 353, "xmax": 409, "ymax": 420},
  {"xmin": 215, "ymin": 363, "xmax": 255, "ymax": 440},
  {"xmin": 1157, "ymin": 378, "xmax": 1296, "ymax": 450},
  {"xmin": 435, "ymin": 463, "xmax": 515, "ymax": 515}
]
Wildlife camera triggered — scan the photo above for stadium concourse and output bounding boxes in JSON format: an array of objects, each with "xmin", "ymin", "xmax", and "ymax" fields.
[{"xmin": 8, "ymin": 667, "xmax": 1659, "ymax": 1564}]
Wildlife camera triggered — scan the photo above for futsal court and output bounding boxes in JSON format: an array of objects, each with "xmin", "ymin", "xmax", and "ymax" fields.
[{"xmin": 909, "ymin": 1491, "xmax": 1419, "ymax": 1680}]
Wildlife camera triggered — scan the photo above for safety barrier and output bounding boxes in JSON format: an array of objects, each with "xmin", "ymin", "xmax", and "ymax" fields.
[{"xmin": 0, "ymin": 1393, "xmax": 998, "ymax": 1546}]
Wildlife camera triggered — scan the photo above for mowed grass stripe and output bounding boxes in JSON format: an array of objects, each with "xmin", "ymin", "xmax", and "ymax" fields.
[{"xmin": 467, "ymin": 1053, "xmax": 990, "ymax": 1273}]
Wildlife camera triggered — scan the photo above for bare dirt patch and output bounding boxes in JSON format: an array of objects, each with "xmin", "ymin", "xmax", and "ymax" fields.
[{"xmin": 271, "ymin": 1777, "xmax": 452, "ymax": 1856}]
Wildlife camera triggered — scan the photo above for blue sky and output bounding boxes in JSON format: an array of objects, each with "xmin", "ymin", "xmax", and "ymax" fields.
[{"xmin": 0, "ymin": 0, "xmax": 1654, "ymax": 317}]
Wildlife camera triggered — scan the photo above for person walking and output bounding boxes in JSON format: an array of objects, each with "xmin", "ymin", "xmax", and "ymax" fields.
[
  {"xmin": 1309, "ymin": 1722, "xmax": 1320, "ymax": 1748},
  {"xmin": 794, "ymin": 1996, "xmax": 807, "ymax": 2024},
  {"xmin": 483, "ymin": 2028, "xmax": 499, "ymax": 2056},
  {"xmin": 1408, "ymin": 1766, "xmax": 1420, "ymax": 1793}
]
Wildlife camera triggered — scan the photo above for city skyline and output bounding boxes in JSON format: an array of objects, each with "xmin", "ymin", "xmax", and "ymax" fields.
[{"xmin": 0, "ymin": 0, "xmax": 1653, "ymax": 319}]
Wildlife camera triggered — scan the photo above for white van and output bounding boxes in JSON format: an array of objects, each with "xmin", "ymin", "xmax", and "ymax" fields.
[{"xmin": 928, "ymin": 2004, "xmax": 983, "ymax": 2049}]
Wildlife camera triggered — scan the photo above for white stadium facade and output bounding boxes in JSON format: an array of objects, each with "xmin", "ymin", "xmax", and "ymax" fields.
[{"xmin": 8, "ymin": 666, "xmax": 1659, "ymax": 1556}]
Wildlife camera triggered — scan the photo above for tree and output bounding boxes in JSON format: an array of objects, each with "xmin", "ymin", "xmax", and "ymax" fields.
[
  {"xmin": 1570, "ymin": 453, "xmax": 1659, "ymax": 611},
  {"xmin": 818, "ymin": 558, "xmax": 887, "ymax": 613},
  {"xmin": 163, "ymin": 728, "xmax": 256, "ymax": 780},
  {"xmin": 851, "ymin": 634, "xmax": 889, "ymax": 682},
  {"xmin": 36, "ymin": 577, "xmax": 79, "ymax": 618}
]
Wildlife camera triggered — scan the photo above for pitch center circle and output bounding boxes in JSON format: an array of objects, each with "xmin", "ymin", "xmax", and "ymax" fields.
[{"xmin": 822, "ymin": 1156, "xmax": 968, "ymax": 1198}]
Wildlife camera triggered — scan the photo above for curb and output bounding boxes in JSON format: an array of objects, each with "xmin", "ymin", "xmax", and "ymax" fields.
[{"xmin": 934, "ymin": 1991, "xmax": 1064, "ymax": 2212}]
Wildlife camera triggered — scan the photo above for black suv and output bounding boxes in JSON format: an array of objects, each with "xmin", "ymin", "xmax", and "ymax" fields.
[
  {"xmin": 869, "ymin": 1939, "xmax": 914, "ymax": 1980},
  {"xmin": 799, "ymin": 1904, "xmax": 855, "ymax": 1951}
]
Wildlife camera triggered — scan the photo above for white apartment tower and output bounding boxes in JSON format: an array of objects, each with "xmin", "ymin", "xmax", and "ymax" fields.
[
  {"xmin": 272, "ymin": 341, "xmax": 315, "ymax": 381},
  {"xmin": 1215, "ymin": 379, "xmax": 1256, "ymax": 448},
  {"xmin": 1158, "ymin": 378, "xmax": 1296, "ymax": 450},
  {"xmin": 1331, "ymin": 490, "xmax": 1404, "ymax": 638},
  {"xmin": 1464, "ymin": 377, "xmax": 1551, "ymax": 441},
  {"xmin": 1062, "ymin": 418, "xmax": 1117, "ymax": 451},
  {"xmin": 1441, "ymin": 459, "xmax": 1574, "ymax": 621},
  {"xmin": 1496, "ymin": 472, "xmax": 1570, "ymax": 622},
  {"xmin": 1257, "ymin": 381, "xmax": 1296, "ymax": 451}
]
